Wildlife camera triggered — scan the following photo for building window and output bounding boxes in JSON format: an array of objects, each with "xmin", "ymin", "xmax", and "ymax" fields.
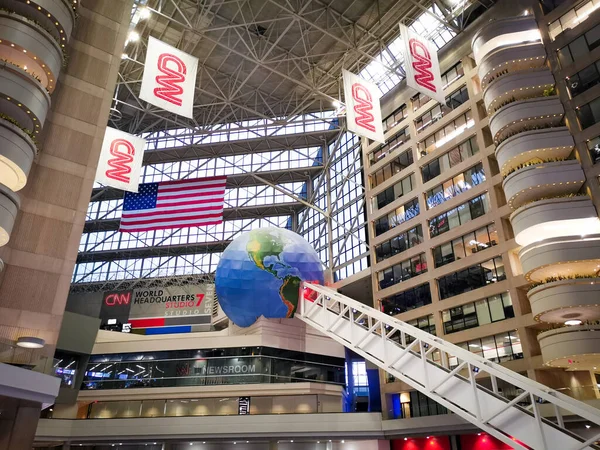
[
  {"xmin": 566, "ymin": 60, "xmax": 600, "ymax": 98},
  {"xmin": 380, "ymin": 283, "xmax": 432, "ymax": 315},
  {"xmin": 374, "ymin": 225, "xmax": 424, "ymax": 262},
  {"xmin": 450, "ymin": 330, "xmax": 523, "ymax": 368},
  {"xmin": 442, "ymin": 292, "xmax": 514, "ymax": 334},
  {"xmin": 368, "ymin": 127, "xmax": 410, "ymax": 166},
  {"xmin": 441, "ymin": 61, "xmax": 465, "ymax": 89},
  {"xmin": 414, "ymin": 86, "xmax": 469, "ymax": 134},
  {"xmin": 421, "ymin": 136, "xmax": 479, "ymax": 183},
  {"xmin": 372, "ymin": 173, "xmax": 416, "ymax": 211},
  {"xmin": 437, "ymin": 256, "xmax": 506, "ymax": 300},
  {"xmin": 428, "ymin": 193, "xmax": 491, "ymax": 238},
  {"xmin": 588, "ymin": 135, "xmax": 600, "ymax": 163},
  {"xmin": 576, "ymin": 96, "xmax": 600, "ymax": 129},
  {"xmin": 549, "ymin": 1, "xmax": 600, "ymax": 41},
  {"xmin": 412, "ymin": 93, "xmax": 431, "ymax": 111},
  {"xmin": 370, "ymin": 149, "xmax": 414, "ymax": 188},
  {"xmin": 425, "ymin": 163, "xmax": 485, "ymax": 210},
  {"xmin": 383, "ymin": 103, "xmax": 408, "ymax": 132},
  {"xmin": 432, "ymin": 223, "xmax": 499, "ymax": 268},
  {"xmin": 417, "ymin": 110, "xmax": 474, "ymax": 158},
  {"xmin": 407, "ymin": 314, "xmax": 436, "ymax": 336},
  {"xmin": 373, "ymin": 198, "xmax": 420, "ymax": 236},
  {"xmin": 557, "ymin": 23, "xmax": 600, "ymax": 67},
  {"xmin": 377, "ymin": 253, "xmax": 428, "ymax": 290}
]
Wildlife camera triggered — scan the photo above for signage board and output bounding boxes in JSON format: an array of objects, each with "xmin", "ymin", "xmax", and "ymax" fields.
[
  {"xmin": 238, "ymin": 397, "xmax": 251, "ymax": 415},
  {"xmin": 342, "ymin": 69, "xmax": 385, "ymax": 143}
]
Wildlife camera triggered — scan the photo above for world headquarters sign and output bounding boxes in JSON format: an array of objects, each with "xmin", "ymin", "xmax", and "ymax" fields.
[{"xmin": 100, "ymin": 284, "xmax": 214, "ymax": 330}]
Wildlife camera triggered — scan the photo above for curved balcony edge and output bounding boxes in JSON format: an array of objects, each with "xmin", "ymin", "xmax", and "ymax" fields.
[
  {"xmin": 528, "ymin": 278, "xmax": 600, "ymax": 323},
  {"xmin": 495, "ymin": 127, "xmax": 574, "ymax": 175},
  {"xmin": 537, "ymin": 325, "xmax": 600, "ymax": 369},
  {"xmin": 478, "ymin": 42, "xmax": 546, "ymax": 90},
  {"xmin": 510, "ymin": 196, "xmax": 600, "ymax": 247},
  {"xmin": 0, "ymin": 183, "xmax": 20, "ymax": 247},
  {"xmin": 0, "ymin": 118, "xmax": 37, "ymax": 192},
  {"xmin": 483, "ymin": 68, "xmax": 554, "ymax": 114}
]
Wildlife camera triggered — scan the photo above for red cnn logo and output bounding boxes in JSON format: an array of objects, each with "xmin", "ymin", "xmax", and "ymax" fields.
[
  {"xmin": 104, "ymin": 292, "xmax": 131, "ymax": 306},
  {"xmin": 154, "ymin": 53, "xmax": 187, "ymax": 106},
  {"xmin": 351, "ymin": 83, "xmax": 376, "ymax": 133},
  {"xmin": 105, "ymin": 138, "xmax": 135, "ymax": 183},
  {"xmin": 409, "ymin": 38, "xmax": 436, "ymax": 92}
]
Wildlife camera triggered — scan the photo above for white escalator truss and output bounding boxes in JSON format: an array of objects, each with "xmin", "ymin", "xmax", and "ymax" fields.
[{"xmin": 297, "ymin": 282, "xmax": 600, "ymax": 450}]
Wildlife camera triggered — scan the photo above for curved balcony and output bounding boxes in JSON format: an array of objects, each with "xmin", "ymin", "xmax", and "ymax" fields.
[
  {"xmin": 3, "ymin": 0, "xmax": 75, "ymax": 42},
  {"xmin": 495, "ymin": 127, "xmax": 574, "ymax": 176},
  {"xmin": 510, "ymin": 196, "xmax": 600, "ymax": 247},
  {"xmin": 502, "ymin": 160, "xmax": 584, "ymax": 210},
  {"xmin": 0, "ymin": 118, "xmax": 36, "ymax": 191},
  {"xmin": 472, "ymin": 16, "xmax": 542, "ymax": 66},
  {"xmin": 518, "ymin": 235, "xmax": 600, "ymax": 282},
  {"xmin": 478, "ymin": 42, "xmax": 546, "ymax": 91},
  {"xmin": 483, "ymin": 69, "xmax": 555, "ymax": 114},
  {"xmin": 0, "ymin": 183, "xmax": 19, "ymax": 246},
  {"xmin": 538, "ymin": 325, "xmax": 600, "ymax": 369},
  {"xmin": 489, "ymin": 97, "xmax": 564, "ymax": 144},
  {"xmin": 0, "ymin": 11, "xmax": 64, "ymax": 91},
  {"xmin": 0, "ymin": 62, "xmax": 51, "ymax": 132},
  {"xmin": 528, "ymin": 278, "xmax": 600, "ymax": 323}
]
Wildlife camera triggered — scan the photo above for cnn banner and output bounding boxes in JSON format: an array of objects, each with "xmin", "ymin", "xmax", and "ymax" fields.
[
  {"xmin": 400, "ymin": 24, "xmax": 445, "ymax": 105},
  {"xmin": 342, "ymin": 69, "xmax": 385, "ymax": 143},
  {"xmin": 95, "ymin": 127, "xmax": 146, "ymax": 192},
  {"xmin": 140, "ymin": 36, "xmax": 198, "ymax": 119}
]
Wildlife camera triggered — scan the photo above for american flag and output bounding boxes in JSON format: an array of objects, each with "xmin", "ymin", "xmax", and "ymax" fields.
[{"xmin": 119, "ymin": 176, "xmax": 227, "ymax": 232}]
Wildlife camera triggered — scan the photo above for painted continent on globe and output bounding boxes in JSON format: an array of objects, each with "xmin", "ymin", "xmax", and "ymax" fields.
[{"xmin": 215, "ymin": 228, "xmax": 324, "ymax": 327}]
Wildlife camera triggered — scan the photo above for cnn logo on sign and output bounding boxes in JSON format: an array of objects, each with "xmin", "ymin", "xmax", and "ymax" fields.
[
  {"xmin": 409, "ymin": 38, "xmax": 436, "ymax": 93},
  {"xmin": 104, "ymin": 292, "xmax": 131, "ymax": 306},
  {"xmin": 351, "ymin": 83, "xmax": 376, "ymax": 133},
  {"xmin": 105, "ymin": 139, "xmax": 135, "ymax": 183},
  {"xmin": 154, "ymin": 53, "xmax": 187, "ymax": 107}
]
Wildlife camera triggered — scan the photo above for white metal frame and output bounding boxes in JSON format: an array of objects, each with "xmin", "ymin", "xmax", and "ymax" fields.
[{"xmin": 298, "ymin": 282, "xmax": 600, "ymax": 450}]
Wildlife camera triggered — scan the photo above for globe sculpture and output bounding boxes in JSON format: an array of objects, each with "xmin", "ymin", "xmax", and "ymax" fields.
[{"xmin": 215, "ymin": 227, "xmax": 325, "ymax": 327}]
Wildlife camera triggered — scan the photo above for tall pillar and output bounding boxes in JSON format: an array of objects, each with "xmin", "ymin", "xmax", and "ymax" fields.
[
  {"xmin": 0, "ymin": 398, "xmax": 41, "ymax": 450},
  {"xmin": 0, "ymin": 0, "xmax": 133, "ymax": 367}
]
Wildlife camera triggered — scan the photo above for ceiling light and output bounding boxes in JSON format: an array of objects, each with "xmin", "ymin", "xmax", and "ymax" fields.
[
  {"xmin": 128, "ymin": 31, "xmax": 140, "ymax": 43},
  {"xmin": 565, "ymin": 319, "xmax": 582, "ymax": 326},
  {"xmin": 332, "ymin": 100, "xmax": 341, "ymax": 108},
  {"xmin": 139, "ymin": 7, "xmax": 151, "ymax": 19},
  {"xmin": 122, "ymin": 53, "xmax": 128, "ymax": 59},
  {"xmin": 16, "ymin": 336, "xmax": 45, "ymax": 348},
  {"xmin": 586, "ymin": 424, "xmax": 592, "ymax": 429}
]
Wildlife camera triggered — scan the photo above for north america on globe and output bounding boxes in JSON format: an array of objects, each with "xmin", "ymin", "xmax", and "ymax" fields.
[{"xmin": 215, "ymin": 227, "xmax": 324, "ymax": 327}]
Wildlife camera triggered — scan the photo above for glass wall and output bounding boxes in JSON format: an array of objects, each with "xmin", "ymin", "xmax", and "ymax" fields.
[
  {"xmin": 82, "ymin": 347, "xmax": 344, "ymax": 390},
  {"xmin": 588, "ymin": 135, "xmax": 600, "ymax": 163},
  {"xmin": 372, "ymin": 173, "xmax": 416, "ymax": 211},
  {"xmin": 428, "ymin": 193, "xmax": 491, "ymax": 238},
  {"xmin": 418, "ymin": 110, "xmax": 475, "ymax": 157},
  {"xmin": 421, "ymin": 136, "xmax": 479, "ymax": 183},
  {"xmin": 374, "ymin": 225, "xmax": 424, "ymax": 263},
  {"xmin": 373, "ymin": 198, "xmax": 420, "ymax": 237},
  {"xmin": 368, "ymin": 127, "xmax": 410, "ymax": 166},
  {"xmin": 383, "ymin": 104, "xmax": 408, "ymax": 133},
  {"xmin": 437, "ymin": 256, "xmax": 506, "ymax": 300},
  {"xmin": 370, "ymin": 148, "xmax": 414, "ymax": 188},
  {"xmin": 442, "ymin": 292, "xmax": 514, "ymax": 334},
  {"xmin": 549, "ymin": 1, "xmax": 600, "ymax": 41},
  {"xmin": 576, "ymin": 96, "xmax": 600, "ymax": 129},
  {"xmin": 566, "ymin": 59, "xmax": 600, "ymax": 98},
  {"xmin": 432, "ymin": 223, "xmax": 498, "ymax": 268},
  {"xmin": 425, "ymin": 163, "xmax": 485, "ymax": 210},
  {"xmin": 558, "ymin": 22, "xmax": 600, "ymax": 67},
  {"xmin": 450, "ymin": 330, "xmax": 523, "ymax": 367},
  {"xmin": 380, "ymin": 283, "xmax": 432, "ymax": 315},
  {"xmin": 414, "ymin": 86, "xmax": 469, "ymax": 134},
  {"xmin": 377, "ymin": 253, "xmax": 428, "ymax": 290}
]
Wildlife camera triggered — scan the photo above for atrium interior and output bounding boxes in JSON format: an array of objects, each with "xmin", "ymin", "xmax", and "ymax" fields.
[{"xmin": 1, "ymin": 0, "xmax": 600, "ymax": 449}]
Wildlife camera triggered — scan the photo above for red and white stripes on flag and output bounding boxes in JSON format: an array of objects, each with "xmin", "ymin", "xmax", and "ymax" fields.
[{"xmin": 119, "ymin": 176, "xmax": 227, "ymax": 233}]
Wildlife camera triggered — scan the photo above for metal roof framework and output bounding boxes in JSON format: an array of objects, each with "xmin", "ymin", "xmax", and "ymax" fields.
[{"xmin": 73, "ymin": 0, "xmax": 494, "ymax": 292}]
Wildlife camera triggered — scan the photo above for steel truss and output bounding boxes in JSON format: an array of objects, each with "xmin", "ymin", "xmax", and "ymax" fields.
[{"xmin": 299, "ymin": 283, "xmax": 600, "ymax": 450}]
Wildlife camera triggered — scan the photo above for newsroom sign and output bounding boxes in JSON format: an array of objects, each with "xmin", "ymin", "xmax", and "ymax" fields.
[{"xmin": 100, "ymin": 284, "xmax": 214, "ymax": 325}]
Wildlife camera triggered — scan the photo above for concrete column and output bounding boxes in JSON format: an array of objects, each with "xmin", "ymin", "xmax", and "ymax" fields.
[
  {"xmin": 268, "ymin": 441, "xmax": 278, "ymax": 450},
  {"xmin": 0, "ymin": 0, "xmax": 134, "ymax": 365},
  {"xmin": 0, "ymin": 398, "xmax": 41, "ymax": 450}
]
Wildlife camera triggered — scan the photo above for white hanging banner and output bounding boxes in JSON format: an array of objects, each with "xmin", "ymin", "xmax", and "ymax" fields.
[
  {"xmin": 95, "ymin": 127, "xmax": 146, "ymax": 193},
  {"xmin": 342, "ymin": 69, "xmax": 385, "ymax": 144},
  {"xmin": 140, "ymin": 36, "xmax": 198, "ymax": 119},
  {"xmin": 400, "ymin": 24, "xmax": 446, "ymax": 105}
]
